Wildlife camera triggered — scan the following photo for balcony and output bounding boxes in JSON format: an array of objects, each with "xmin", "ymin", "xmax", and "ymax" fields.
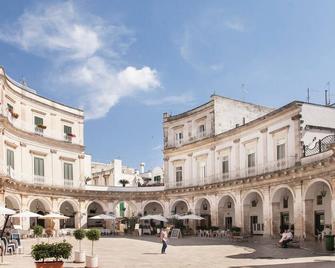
[
  {"xmin": 34, "ymin": 175, "xmax": 45, "ymax": 184},
  {"xmin": 166, "ymin": 158, "xmax": 297, "ymax": 189},
  {"xmin": 34, "ymin": 126, "xmax": 44, "ymax": 136},
  {"xmin": 64, "ymin": 179, "xmax": 74, "ymax": 187}
]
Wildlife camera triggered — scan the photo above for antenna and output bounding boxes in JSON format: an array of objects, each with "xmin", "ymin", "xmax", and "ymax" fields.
[
  {"xmin": 325, "ymin": 90, "xmax": 328, "ymax": 106},
  {"xmin": 241, "ymin": 83, "xmax": 247, "ymax": 101},
  {"xmin": 307, "ymin": 88, "xmax": 310, "ymax": 103}
]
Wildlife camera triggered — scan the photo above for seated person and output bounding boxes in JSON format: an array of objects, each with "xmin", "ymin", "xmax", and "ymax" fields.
[
  {"xmin": 278, "ymin": 229, "xmax": 293, "ymax": 248},
  {"xmin": 322, "ymin": 225, "xmax": 331, "ymax": 239}
]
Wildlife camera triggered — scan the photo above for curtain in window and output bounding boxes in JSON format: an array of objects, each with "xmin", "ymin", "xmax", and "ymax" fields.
[{"xmin": 64, "ymin": 163, "xmax": 73, "ymax": 180}]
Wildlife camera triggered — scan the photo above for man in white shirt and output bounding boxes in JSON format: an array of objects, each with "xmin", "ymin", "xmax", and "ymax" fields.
[{"xmin": 160, "ymin": 228, "xmax": 168, "ymax": 254}]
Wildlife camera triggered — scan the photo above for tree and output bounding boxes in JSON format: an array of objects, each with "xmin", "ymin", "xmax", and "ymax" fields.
[
  {"xmin": 119, "ymin": 179, "xmax": 129, "ymax": 187},
  {"xmin": 86, "ymin": 229, "xmax": 100, "ymax": 256}
]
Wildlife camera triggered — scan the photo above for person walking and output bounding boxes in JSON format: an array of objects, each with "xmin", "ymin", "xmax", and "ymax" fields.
[{"xmin": 160, "ymin": 227, "xmax": 168, "ymax": 254}]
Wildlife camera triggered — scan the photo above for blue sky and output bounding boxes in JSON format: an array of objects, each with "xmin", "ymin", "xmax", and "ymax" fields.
[{"xmin": 1, "ymin": 0, "xmax": 335, "ymax": 170}]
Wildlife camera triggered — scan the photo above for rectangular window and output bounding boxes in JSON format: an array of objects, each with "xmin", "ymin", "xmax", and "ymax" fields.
[
  {"xmin": 176, "ymin": 166, "xmax": 183, "ymax": 185},
  {"xmin": 64, "ymin": 125, "xmax": 72, "ymax": 135},
  {"xmin": 154, "ymin": 175, "xmax": 161, "ymax": 183},
  {"xmin": 317, "ymin": 195, "xmax": 323, "ymax": 205},
  {"xmin": 7, "ymin": 103, "xmax": 13, "ymax": 111},
  {"xmin": 34, "ymin": 157, "xmax": 44, "ymax": 177},
  {"xmin": 277, "ymin": 143, "xmax": 286, "ymax": 160},
  {"xmin": 222, "ymin": 156, "xmax": 229, "ymax": 174},
  {"xmin": 175, "ymin": 132, "xmax": 183, "ymax": 145},
  {"xmin": 198, "ymin": 124, "xmax": 205, "ymax": 137},
  {"xmin": 6, "ymin": 149, "xmax": 14, "ymax": 170},
  {"xmin": 64, "ymin": 163, "xmax": 73, "ymax": 180},
  {"xmin": 283, "ymin": 198, "xmax": 289, "ymax": 209},
  {"xmin": 34, "ymin": 116, "xmax": 43, "ymax": 126},
  {"xmin": 247, "ymin": 153, "xmax": 256, "ymax": 168}
]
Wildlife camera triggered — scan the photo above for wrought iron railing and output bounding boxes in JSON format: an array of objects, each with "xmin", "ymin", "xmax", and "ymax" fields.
[{"xmin": 303, "ymin": 134, "xmax": 335, "ymax": 157}]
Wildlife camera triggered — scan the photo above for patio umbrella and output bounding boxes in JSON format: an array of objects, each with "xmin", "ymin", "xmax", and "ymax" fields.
[
  {"xmin": 0, "ymin": 207, "xmax": 16, "ymax": 237},
  {"xmin": 39, "ymin": 212, "xmax": 69, "ymax": 219},
  {"xmin": 140, "ymin": 214, "xmax": 168, "ymax": 222},
  {"xmin": 178, "ymin": 214, "xmax": 204, "ymax": 220},
  {"xmin": 168, "ymin": 214, "xmax": 182, "ymax": 220},
  {"xmin": 10, "ymin": 211, "xmax": 41, "ymax": 218},
  {"xmin": 90, "ymin": 214, "xmax": 116, "ymax": 220}
]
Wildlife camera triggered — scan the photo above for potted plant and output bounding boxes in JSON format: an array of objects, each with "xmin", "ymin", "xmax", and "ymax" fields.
[
  {"xmin": 37, "ymin": 124, "xmax": 47, "ymax": 129},
  {"xmin": 73, "ymin": 229, "xmax": 86, "ymax": 263},
  {"xmin": 231, "ymin": 226, "xmax": 241, "ymax": 236},
  {"xmin": 31, "ymin": 241, "xmax": 72, "ymax": 268},
  {"xmin": 85, "ymin": 229, "xmax": 100, "ymax": 268},
  {"xmin": 34, "ymin": 225, "xmax": 43, "ymax": 242},
  {"xmin": 119, "ymin": 179, "xmax": 129, "ymax": 187}
]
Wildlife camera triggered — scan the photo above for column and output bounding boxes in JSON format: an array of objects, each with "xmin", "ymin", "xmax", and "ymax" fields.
[
  {"xmin": 262, "ymin": 188, "xmax": 271, "ymax": 237},
  {"xmin": 293, "ymin": 184, "xmax": 304, "ymax": 239},
  {"xmin": 210, "ymin": 196, "xmax": 218, "ymax": 227},
  {"xmin": 272, "ymin": 202, "xmax": 280, "ymax": 236}
]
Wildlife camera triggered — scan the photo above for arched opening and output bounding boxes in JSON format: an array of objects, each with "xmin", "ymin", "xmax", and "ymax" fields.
[
  {"xmin": 29, "ymin": 199, "xmax": 51, "ymax": 228},
  {"xmin": 171, "ymin": 200, "xmax": 189, "ymax": 215},
  {"xmin": 304, "ymin": 180, "xmax": 332, "ymax": 238},
  {"xmin": 243, "ymin": 192, "xmax": 263, "ymax": 235},
  {"xmin": 143, "ymin": 202, "xmax": 164, "ymax": 216},
  {"xmin": 218, "ymin": 195, "xmax": 235, "ymax": 230},
  {"xmin": 115, "ymin": 201, "xmax": 136, "ymax": 218},
  {"xmin": 195, "ymin": 198, "xmax": 211, "ymax": 229},
  {"xmin": 87, "ymin": 202, "xmax": 104, "ymax": 228},
  {"xmin": 272, "ymin": 187, "xmax": 294, "ymax": 236},
  {"xmin": 5, "ymin": 196, "xmax": 20, "ymax": 227},
  {"xmin": 59, "ymin": 201, "xmax": 76, "ymax": 229}
]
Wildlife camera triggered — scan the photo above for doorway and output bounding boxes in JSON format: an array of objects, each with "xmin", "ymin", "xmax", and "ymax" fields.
[
  {"xmin": 225, "ymin": 217, "xmax": 232, "ymax": 230},
  {"xmin": 280, "ymin": 212, "xmax": 289, "ymax": 233},
  {"xmin": 314, "ymin": 211, "xmax": 325, "ymax": 235},
  {"xmin": 250, "ymin": 216, "xmax": 258, "ymax": 234}
]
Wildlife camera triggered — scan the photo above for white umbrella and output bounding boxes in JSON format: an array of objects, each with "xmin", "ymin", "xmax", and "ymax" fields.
[
  {"xmin": 179, "ymin": 214, "xmax": 204, "ymax": 220},
  {"xmin": 168, "ymin": 214, "xmax": 182, "ymax": 220},
  {"xmin": 39, "ymin": 212, "xmax": 69, "ymax": 219},
  {"xmin": 90, "ymin": 214, "xmax": 116, "ymax": 220},
  {"xmin": 0, "ymin": 207, "xmax": 16, "ymax": 215},
  {"xmin": 140, "ymin": 214, "xmax": 168, "ymax": 222},
  {"xmin": 11, "ymin": 211, "xmax": 41, "ymax": 218}
]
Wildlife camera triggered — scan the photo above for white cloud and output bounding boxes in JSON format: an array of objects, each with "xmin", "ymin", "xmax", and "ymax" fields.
[
  {"xmin": 143, "ymin": 93, "xmax": 194, "ymax": 106},
  {"xmin": 0, "ymin": 2, "xmax": 159, "ymax": 119},
  {"xmin": 225, "ymin": 19, "xmax": 245, "ymax": 32}
]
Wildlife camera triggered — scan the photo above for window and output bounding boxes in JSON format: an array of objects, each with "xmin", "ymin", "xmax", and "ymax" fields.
[
  {"xmin": 34, "ymin": 116, "xmax": 43, "ymax": 126},
  {"xmin": 154, "ymin": 175, "xmax": 161, "ymax": 183},
  {"xmin": 7, "ymin": 103, "xmax": 13, "ymax": 111},
  {"xmin": 283, "ymin": 197, "xmax": 288, "ymax": 209},
  {"xmin": 198, "ymin": 124, "xmax": 205, "ymax": 137},
  {"xmin": 251, "ymin": 200, "xmax": 257, "ymax": 207},
  {"xmin": 317, "ymin": 195, "xmax": 323, "ymax": 205},
  {"xmin": 176, "ymin": 166, "xmax": 183, "ymax": 185},
  {"xmin": 175, "ymin": 132, "xmax": 183, "ymax": 145},
  {"xmin": 64, "ymin": 125, "xmax": 72, "ymax": 135},
  {"xmin": 34, "ymin": 157, "xmax": 44, "ymax": 177},
  {"xmin": 64, "ymin": 163, "xmax": 73, "ymax": 180},
  {"xmin": 277, "ymin": 143, "xmax": 286, "ymax": 160},
  {"xmin": 222, "ymin": 156, "xmax": 229, "ymax": 175},
  {"xmin": 6, "ymin": 149, "xmax": 14, "ymax": 170},
  {"xmin": 200, "ymin": 164, "xmax": 206, "ymax": 179},
  {"xmin": 247, "ymin": 153, "xmax": 256, "ymax": 168}
]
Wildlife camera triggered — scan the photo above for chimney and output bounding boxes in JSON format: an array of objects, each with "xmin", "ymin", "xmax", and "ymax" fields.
[{"xmin": 140, "ymin": 163, "xmax": 145, "ymax": 174}]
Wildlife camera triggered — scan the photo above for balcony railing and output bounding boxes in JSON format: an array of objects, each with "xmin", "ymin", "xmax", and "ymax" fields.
[
  {"xmin": 303, "ymin": 134, "xmax": 335, "ymax": 157},
  {"xmin": 34, "ymin": 175, "xmax": 45, "ymax": 184},
  {"xmin": 34, "ymin": 126, "xmax": 44, "ymax": 136},
  {"xmin": 166, "ymin": 158, "xmax": 297, "ymax": 189},
  {"xmin": 64, "ymin": 179, "xmax": 74, "ymax": 187}
]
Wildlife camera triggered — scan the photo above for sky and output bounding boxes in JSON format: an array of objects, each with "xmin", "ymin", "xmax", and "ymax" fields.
[{"xmin": 0, "ymin": 0, "xmax": 335, "ymax": 170}]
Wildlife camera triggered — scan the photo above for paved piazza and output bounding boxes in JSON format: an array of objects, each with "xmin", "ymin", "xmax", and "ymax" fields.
[{"xmin": 2, "ymin": 236, "xmax": 335, "ymax": 268}]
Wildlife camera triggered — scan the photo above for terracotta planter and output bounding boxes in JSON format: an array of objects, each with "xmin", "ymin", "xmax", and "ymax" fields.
[
  {"xmin": 74, "ymin": 250, "xmax": 85, "ymax": 263},
  {"xmin": 35, "ymin": 261, "xmax": 64, "ymax": 268},
  {"xmin": 86, "ymin": 255, "xmax": 98, "ymax": 268}
]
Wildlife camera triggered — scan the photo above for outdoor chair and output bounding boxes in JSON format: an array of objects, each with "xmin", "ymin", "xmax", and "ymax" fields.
[
  {"xmin": 1, "ymin": 237, "xmax": 15, "ymax": 255},
  {"xmin": 11, "ymin": 233, "xmax": 23, "ymax": 254}
]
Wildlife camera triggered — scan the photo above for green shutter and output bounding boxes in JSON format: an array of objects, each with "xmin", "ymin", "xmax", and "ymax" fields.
[
  {"xmin": 7, "ymin": 149, "xmax": 14, "ymax": 169},
  {"xmin": 64, "ymin": 163, "xmax": 73, "ymax": 180},
  {"xmin": 34, "ymin": 157, "xmax": 44, "ymax": 176},
  {"xmin": 34, "ymin": 116, "xmax": 43, "ymax": 126}
]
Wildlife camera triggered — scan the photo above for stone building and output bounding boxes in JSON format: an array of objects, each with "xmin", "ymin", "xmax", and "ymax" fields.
[{"xmin": 0, "ymin": 66, "xmax": 334, "ymax": 238}]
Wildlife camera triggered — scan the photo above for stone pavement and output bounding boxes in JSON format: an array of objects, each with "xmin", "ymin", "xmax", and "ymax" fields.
[{"xmin": 1, "ymin": 235, "xmax": 335, "ymax": 268}]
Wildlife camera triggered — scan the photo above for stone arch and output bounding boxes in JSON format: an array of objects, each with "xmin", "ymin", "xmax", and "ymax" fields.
[
  {"xmin": 218, "ymin": 194, "xmax": 236, "ymax": 229},
  {"xmin": 170, "ymin": 199, "xmax": 190, "ymax": 215},
  {"xmin": 303, "ymin": 179, "xmax": 332, "ymax": 238},
  {"xmin": 87, "ymin": 201, "xmax": 105, "ymax": 228},
  {"xmin": 5, "ymin": 195, "xmax": 20, "ymax": 211},
  {"xmin": 242, "ymin": 191, "xmax": 264, "ymax": 235},
  {"xmin": 271, "ymin": 186, "xmax": 295, "ymax": 236},
  {"xmin": 59, "ymin": 200, "xmax": 78, "ymax": 229},
  {"xmin": 28, "ymin": 197, "xmax": 52, "ymax": 228},
  {"xmin": 194, "ymin": 197, "xmax": 211, "ymax": 228},
  {"xmin": 143, "ymin": 200, "xmax": 164, "ymax": 215},
  {"xmin": 114, "ymin": 200, "xmax": 137, "ymax": 218}
]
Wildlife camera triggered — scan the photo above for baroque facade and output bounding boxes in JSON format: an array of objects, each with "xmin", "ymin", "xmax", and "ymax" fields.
[{"xmin": 0, "ymin": 66, "xmax": 334, "ymax": 239}]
